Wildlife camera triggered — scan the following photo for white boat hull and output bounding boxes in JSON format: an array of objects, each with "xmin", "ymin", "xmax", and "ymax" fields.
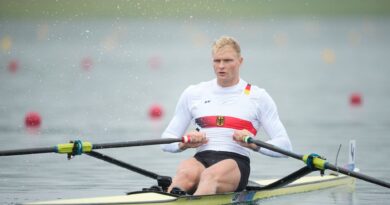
[{"xmin": 25, "ymin": 174, "xmax": 355, "ymax": 205}]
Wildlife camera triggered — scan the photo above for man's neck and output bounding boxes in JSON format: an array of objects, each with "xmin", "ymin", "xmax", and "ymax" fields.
[{"xmin": 217, "ymin": 78, "xmax": 240, "ymax": 88}]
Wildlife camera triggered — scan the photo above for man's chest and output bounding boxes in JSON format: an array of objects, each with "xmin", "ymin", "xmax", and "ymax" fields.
[{"xmin": 190, "ymin": 93, "xmax": 257, "ymax": 120}]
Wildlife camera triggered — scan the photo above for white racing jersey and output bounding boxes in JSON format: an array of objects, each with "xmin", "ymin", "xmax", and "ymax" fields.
[{"xmin": 161, "ymin": 78, "xmax": 292, "ymax": 157}]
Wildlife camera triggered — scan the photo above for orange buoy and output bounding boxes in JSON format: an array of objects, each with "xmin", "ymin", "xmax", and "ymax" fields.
[
  {"xmin": 1, "ymin": 36, "xmax": 12, "ymax": 52},
  {"xmin": 25, "ymin": 112, "xmax": 42, "ymax": 127},
  {"xmin": 321, "ymin": 48, "xmax": 336, "ymax": 64},
  {"xmin": 350, "ymin": 93, "xmax": 362, "ymax": 106},
  {"xmin": 148, "ymin": 104, "xmax": 164, "ymax": 120}
]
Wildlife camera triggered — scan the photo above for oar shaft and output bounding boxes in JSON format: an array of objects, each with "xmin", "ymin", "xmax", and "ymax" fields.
[
  {"xmin": 250, "ymin": 139, "xmax": 303, "ymax": 160},
  {"xmin": 0, "ymin": 138, "xmax": 183, "ymax": 156},
  {"xmin": 326, "ymin": 163, "xmax": 390, "ymax": 188},
  {"xmin": 92, "ymin": 138, "xmax": 182, "ymax": 150},
  {"xmin": 0, "ymin": 147, "xmax": 56, "ymax": 156},
  {"xmin": 248, "ymin": 137, "xmax": 390, "ymax": 189}
]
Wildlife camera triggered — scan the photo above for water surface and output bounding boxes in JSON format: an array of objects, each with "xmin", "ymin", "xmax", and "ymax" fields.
[{"xmin": 0, "ymin": 17, "xmax": 389, "ymax": 204}]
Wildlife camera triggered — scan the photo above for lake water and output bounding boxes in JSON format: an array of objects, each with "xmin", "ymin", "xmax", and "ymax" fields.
[{"xmin": 0, "ymin": 17, "xmax": 389, "ymax": 204}]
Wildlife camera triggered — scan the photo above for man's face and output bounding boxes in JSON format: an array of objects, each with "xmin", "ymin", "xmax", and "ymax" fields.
[{"xmin": 212, "ymin": 46, "xmax": 243, "ymax": 87}]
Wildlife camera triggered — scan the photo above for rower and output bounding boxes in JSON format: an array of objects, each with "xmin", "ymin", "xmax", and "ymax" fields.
[{"xmin": 161, "ymin": 36, "xmax": 292, "ymax": 195}]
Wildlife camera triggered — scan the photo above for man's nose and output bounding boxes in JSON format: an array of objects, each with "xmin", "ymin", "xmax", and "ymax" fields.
[{"xmin": 218, "ymin": 61, "xmax": 225, "ymax": 68}]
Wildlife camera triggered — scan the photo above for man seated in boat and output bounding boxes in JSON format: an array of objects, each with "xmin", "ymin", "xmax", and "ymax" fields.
[{"xmin": 161, "ymin": 36, "xmax": 292, "ymax": 195}]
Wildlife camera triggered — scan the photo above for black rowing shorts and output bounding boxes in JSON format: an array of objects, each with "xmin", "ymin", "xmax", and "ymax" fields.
[{"xmin": 194, "ymin": 150, "xmax": 250, "ymax": 192}]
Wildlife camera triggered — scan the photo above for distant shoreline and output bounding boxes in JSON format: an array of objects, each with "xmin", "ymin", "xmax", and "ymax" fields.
[{"xmin": 1, "ymin": 0, "xmax": 390, "ymax": 20}]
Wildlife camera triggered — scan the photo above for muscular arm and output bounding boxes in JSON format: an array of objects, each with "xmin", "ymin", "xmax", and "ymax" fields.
[
  {"xmin": 256, "ymin": 90, "xmax": 292, "ymax": 157},
  {"xmin": 161, "ymin": 88, "xmax": 192, "ymax": 152}
]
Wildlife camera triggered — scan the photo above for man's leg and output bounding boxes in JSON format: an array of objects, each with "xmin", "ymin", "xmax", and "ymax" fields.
[
  {"xmin": 194, "ymin": 159, "xmax": 241, "ymax": 195},
  {"xmin": 168, "ymin": 157, "xmax": 205, "ymax": 193}
]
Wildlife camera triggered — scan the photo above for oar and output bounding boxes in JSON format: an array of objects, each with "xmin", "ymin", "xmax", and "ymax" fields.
[
  {"xmin": 245, "ymin": 137, "xmax": 390, "ymax": 189},
  {"xmin": 0, "ymin": 138, "xmax": 183, "ymax": 156}
]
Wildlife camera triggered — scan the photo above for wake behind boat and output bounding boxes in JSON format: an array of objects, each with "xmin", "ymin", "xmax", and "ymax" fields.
[{"xmin": 0, "ymin": 137, "xmax": 388, "ymax": 204}]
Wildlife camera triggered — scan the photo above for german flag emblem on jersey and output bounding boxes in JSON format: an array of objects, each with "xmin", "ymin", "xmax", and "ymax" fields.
[{"xmin": 216, "ymin": 116, "xmax": 225, "ymax": 126}]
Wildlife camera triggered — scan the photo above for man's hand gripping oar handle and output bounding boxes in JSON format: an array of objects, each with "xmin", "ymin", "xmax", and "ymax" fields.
[{"xmin": 243, "ymin": 136, "xmax": 390, "ymax": 189}]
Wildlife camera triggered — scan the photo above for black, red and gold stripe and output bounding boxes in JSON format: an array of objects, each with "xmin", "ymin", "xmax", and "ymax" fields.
[{"xmin": 195, "ymin": 116, "xmax": 257, "ymax": 135}]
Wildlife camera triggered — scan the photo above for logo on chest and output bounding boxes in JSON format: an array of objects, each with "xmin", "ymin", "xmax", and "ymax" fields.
[{"xmin": 216, "ymin": 116, "xmax": 225, "ymax": 126}]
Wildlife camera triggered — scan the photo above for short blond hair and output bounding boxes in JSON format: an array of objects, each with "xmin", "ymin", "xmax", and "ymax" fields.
[{"xmin": 212, "ymin": 36, "xmax": 241, "ymax": 57}]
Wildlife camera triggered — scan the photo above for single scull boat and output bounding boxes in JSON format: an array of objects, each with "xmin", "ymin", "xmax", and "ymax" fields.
[{"xmin": 0, "ymin": 137, "xmax": 388, "ymax": 205}]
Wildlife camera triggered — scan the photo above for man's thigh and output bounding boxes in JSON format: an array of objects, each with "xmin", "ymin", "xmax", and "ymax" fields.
[{"xmin": 202, "ymin": 159, "xmax": 241, "ymax": 192}]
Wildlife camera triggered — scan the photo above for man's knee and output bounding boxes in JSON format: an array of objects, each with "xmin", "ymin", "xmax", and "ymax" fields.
[
  {"xmin": 199, "ymin": 169, "xmax": 219, "ymax": 183},
  {"xmin": 175, "ymin": 169, "xmax": 199, "ymax": 189},
  {"xmin": 198, "ymin": 165, "xmax": 240, "ymax": 193}
]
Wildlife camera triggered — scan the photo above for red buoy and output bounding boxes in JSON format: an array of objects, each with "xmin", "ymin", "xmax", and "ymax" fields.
[
  {"xmin": 350, "ymin": 93, "xmax": 362, "ymax": 106},
  {"xmin": 25, "ymin": 112, "xmax": 42, "ymax": 127},
  {"xmin": 148, "ymin": 104, "xmax": 164, "ymax": 120},
  {"xmin": 148, "ymin": 55, "xmax": 162, "ymax": 70},
  {"xmin": 81, "ymin": 57, "xmax": 93, "ymax": 71},
  {"xmin": 8, "ymin": 59, "xmax": 19, "ymax": 73}
]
